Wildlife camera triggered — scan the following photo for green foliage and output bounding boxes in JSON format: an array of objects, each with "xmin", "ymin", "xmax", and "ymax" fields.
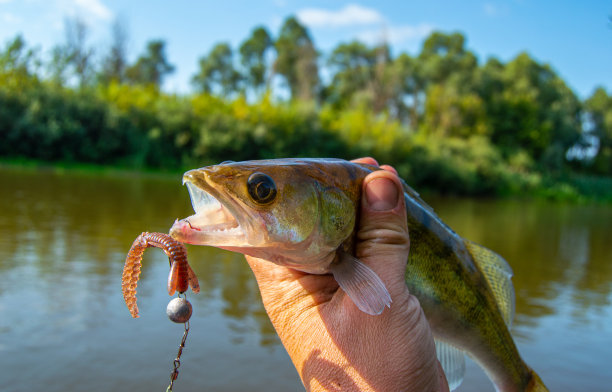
[
  {"xmin": 274, "ymin": 16, "xmax": 319, "ymax": 101},
  {"xmin": 125, "ymin": 40, "xmax": 174, "ymax": 87},
  {"xmin": 403, "ymin": 135, "xmax": 536, "ymax": 195},
  {"xmin": 62, "ymin": 17, "xmax": 95, "ymax": 88},
  {"xmin": 98, "ymin": 18, "xmax": 128, "ymax": 85},
  {"xmin": 418, "ymin": 31, "xmax": 478, "ymax": 88},
  {"xmin": 392, "ymin": 53, "xmax": 425, "ymax": 128},
  {"xmin": 324, "ymin": 42, "xmax": 396, "ymax": 115},
  {"xmin": 325, "ymin": 41, "xmax": 377, "ymax": 108},
  {"xmin": 582, "ymin": 87, "xmax": 612, "ymax": 174},
  {"xmin": 192, "ymin": 43, "xmax": 242, "ymax": 96},
  {"xmin": 0, "ymin": 22, "xmax": 610, "ymax": 199},
  {"xmin": 239, "ymin": 26, "xmax": 273, "ymax": 96},
  {"xmin": 0, "ymin": 82, "xmax": 139, "ymax": 164},
  {"xmin": 422, "ymin": 84, "xmax": 489, "ymax": 138},
  {"xmin": 476, "ymin": 53, "xmax": 582, "ymax": 166}
]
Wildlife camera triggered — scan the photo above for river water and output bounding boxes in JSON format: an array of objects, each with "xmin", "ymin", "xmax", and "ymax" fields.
[{"xmin": 1, "ymin": 167, "xmax": 611, "ymax": 391}]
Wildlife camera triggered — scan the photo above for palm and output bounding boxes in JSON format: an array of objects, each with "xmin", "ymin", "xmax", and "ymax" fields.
[{"xmin": 245, "ymin": 164, "xmax": 447, "ymax": 391}]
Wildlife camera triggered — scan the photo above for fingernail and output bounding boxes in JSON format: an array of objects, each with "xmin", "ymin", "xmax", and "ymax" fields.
[{"xmin": 365, "ymin": 178, "xmax": 399, "ymax": 211}]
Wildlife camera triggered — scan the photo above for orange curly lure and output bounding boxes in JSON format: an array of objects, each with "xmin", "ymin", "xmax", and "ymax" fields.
[{"xmin": 121, "ymin": 232, "xmax": 200, "ymax": 318}]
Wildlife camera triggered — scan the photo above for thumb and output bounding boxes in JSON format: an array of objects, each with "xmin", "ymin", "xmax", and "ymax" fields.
[{"xmin": 355, "ymin": 169, "xmax": 410, "ymax": 292}]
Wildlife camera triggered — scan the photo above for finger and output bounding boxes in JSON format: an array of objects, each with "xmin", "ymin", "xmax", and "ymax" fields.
[
  {"xmin": 364, "ymin": 175, "xmax": 400, "ymax": 211},
  {"xmin": 351, "ymin": 157, "xmax": 379, "ymax": 166},
  {"xmin": 355, "ymin": 170, "xmax": 409, "ymax": 292},
  {"xmin": 380, "ymin": 164, "xmax": 398, "ymax": 175}
]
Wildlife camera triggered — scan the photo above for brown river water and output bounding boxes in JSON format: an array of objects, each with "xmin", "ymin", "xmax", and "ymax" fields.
[{"xmin": 1, "ymin": 166, "xmax": 611, "ymax": 391}]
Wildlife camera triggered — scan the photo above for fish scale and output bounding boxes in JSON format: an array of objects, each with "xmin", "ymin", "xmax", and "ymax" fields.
[{"xmin": 169, "ymin": 158, "xmax": 548, "ymax": 392}]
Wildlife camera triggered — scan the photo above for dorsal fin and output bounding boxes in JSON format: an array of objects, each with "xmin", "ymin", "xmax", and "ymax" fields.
[
  {"xmin": 400, "ymin": 179, "xmax": 436, "ymax": 215},
  {"xmin": 464, "ymin": 240, "xmax": 516, "ymax": 327}
]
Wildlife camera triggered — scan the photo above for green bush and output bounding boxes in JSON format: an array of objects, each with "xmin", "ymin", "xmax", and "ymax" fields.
[{"xmin": 0, "ymin": 71, "xmax": 609, "ymax": 200}]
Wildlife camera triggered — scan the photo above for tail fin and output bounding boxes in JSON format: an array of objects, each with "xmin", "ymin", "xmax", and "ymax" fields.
[{"xmin": 526, "ymin": 367, "xmax": 548, "ymax": 392}]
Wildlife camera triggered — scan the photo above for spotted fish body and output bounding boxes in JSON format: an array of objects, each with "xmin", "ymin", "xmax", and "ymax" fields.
[{"xmin": 169, "ymin": 158, "xmax": 547, "ymax": 392}]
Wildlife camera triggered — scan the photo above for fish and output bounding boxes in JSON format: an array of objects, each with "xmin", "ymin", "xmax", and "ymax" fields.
[{"xmin": 168, "ymin": 158, "xmax": 548, "ymax": 392}]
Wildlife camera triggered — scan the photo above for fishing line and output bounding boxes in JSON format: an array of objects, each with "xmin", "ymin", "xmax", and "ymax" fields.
[{"xmin": 166, "ymin": 294, "xmax": 193, "ymax": 392}]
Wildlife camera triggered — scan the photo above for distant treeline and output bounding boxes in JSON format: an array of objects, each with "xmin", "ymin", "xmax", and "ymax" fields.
[{"xmin": 0, "ymin": 16, "xmax": 611, "ymax": 197}]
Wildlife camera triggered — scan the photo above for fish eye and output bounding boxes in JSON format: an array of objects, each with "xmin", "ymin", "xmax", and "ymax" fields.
[
  {"xmin": 220, "ymin": 160, "xmax": 235, "ymax": 164},
  {"xmin": 247, "ymin": 172, "xmax": 277, "ymax": 205}
]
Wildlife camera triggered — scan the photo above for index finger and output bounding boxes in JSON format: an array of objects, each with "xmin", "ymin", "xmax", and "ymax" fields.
[{"xmin": 351, "ymin": 157, "xmax": 379, "ymax": 166}]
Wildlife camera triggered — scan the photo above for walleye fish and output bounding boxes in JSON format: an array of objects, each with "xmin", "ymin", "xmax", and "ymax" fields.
[{"xmin": 169, "ymin": 158, "xmax": 547, "ymax": 392}]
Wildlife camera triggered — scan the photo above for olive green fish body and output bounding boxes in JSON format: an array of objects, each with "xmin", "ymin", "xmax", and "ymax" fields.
[
  {"xmin": 403, "ymin": 192, "xmax": 537, "ymax": 391},
  {"xmin": 169, "ymin": 158, "xmax": 547, "ymax": 392}
]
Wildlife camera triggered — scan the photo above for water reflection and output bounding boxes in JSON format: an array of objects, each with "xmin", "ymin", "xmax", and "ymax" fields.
[
  {"xmin": 1, "ymin": 167, "xmax": 611, "ymax": 391},
  {"xmin": 430, "ymin": 198, "xmax": 612, "ymax": 323},
  {"xmin": 429, "ymin": 197, "xmax": 612, "ymax": 391},
  {"xmin": 0, "ymin": 167, "xmax": 300, "ymax": 392}
]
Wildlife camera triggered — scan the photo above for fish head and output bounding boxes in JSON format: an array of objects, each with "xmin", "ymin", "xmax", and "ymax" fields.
[{"xmin": 169, "ymin": 159, "xmax": 364, "ymax": 272}]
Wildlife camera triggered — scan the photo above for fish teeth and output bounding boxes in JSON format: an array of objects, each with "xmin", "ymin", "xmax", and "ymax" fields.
[
  {"xmin": 212, "ymin": 225, "xmax": 240, "ymax": 234},
  {"xmin": 186, "ymin": 182, "xmax": 220, "ymax": 214}
]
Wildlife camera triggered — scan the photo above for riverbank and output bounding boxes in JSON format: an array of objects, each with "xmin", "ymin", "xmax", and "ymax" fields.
[
  {"xmin": 1, "ymin": 75, "xmax": 609, "ymax": 201},
  {"xmin": 0, "ymin": 157, "xmax": 183, "ymax": 179},
  {"xmin": 3, "ymin": 158, "xmax": 611, "ymax": 203}
]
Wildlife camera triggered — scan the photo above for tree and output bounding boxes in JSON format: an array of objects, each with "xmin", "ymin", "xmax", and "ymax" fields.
[
  {"xmin": 0, "ymin": 35, "xmax": 38, "ymax": 76},
  {"xmin": 192, "ymin": 42, "xmax": 242, "ymax": 97},
  {"xmin": 392, "ymin": 53, "xmax": 426, "ymax": 128},
  {"xmin": 64, "ymin": 17, "xmax": 95, "ymax": 88},
  {"xmin": 422, "ymin": 83, "xmax": 489, "ymax": 138},
  {"xmin": 239, "ymin": 26, "xmax": 273, "ymax": 96},
  {"xmin": 325, "ymin": 41, "xmax": 395, "ymax": 114},
  {"xmin": 274, "ymin": 16, "xmax": 319, "ymax": 101},
  {"xmin": 126, "ymin": 40, "xmax": 174, "ymax": 87},
  {"xmin": 369, "ymin": 43, "xmax": 396, "ymax": 113},
  {"xmin": 48, "ymin": 44, "xmax": 71, "ymax": 86},
  {"xmin": 416, "ymin": 32, "xmax": 482, "ymax": 138},
  {"xmin": 584, "ymin": 87, "xmax": 612, "ymax": 174},
  {"xmin": 493, "ymin": 53, "xmax": 581, "ymax": 165},
  {"xmin": 99, "ymin": 17, "xmax": 129, "ymax": 84},
  {"xmin": 418, "ymin": 31, "xmax": 478, "ymax": 90},
  {"xmin": 0, "ymin": 35, "xmax": 40, "ymax": 92},
  {"xmin": 326, "ymin": 41, "xmax": 376, "ymax": 107}
]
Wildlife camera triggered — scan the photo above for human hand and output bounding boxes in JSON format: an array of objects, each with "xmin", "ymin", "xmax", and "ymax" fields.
[{"xmin": 245, "ymin": 158, "xmax": 449, "ymax": 392}]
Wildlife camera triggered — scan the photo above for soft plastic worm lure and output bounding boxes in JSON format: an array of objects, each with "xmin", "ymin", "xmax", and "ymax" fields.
[{"xmin": 122, "ymin": 232, "xmax": 200, "ymax": 318}]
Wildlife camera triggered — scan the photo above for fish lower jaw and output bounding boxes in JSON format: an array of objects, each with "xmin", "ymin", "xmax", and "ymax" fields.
[
  {"xmin": 169, "ymin": 218, "xmax": 247, "ymax": 245},
  {"xmin": 198, "ymin": 221, "xmax": 241, "ymax": 233}
]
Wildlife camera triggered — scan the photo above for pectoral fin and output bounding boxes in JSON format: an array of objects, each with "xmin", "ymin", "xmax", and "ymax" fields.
[
  {"xmin": 435, "ymin": 339, "xmax": 465, "ymax": 391},
  {"xmin": 330, "ymin": 251, "xmax": 392, "ymax": 315}
]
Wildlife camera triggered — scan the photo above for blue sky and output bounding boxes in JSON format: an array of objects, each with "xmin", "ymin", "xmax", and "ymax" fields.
[{"xmin": 0, "ymin": 0, "xmax": 610, "ymax": 99}]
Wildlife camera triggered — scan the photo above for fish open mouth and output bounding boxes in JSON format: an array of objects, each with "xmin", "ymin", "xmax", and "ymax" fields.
[{"xmin": 169, "ymin": 181, "xmax": 248, "ymax": 246}]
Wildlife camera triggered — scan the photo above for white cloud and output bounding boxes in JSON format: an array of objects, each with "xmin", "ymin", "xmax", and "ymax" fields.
[
  {"xmin": 483, "ymin": 3, "xmax": 498, "ymax": 16},
  {"xmin": 483, "ymin": 2, "xmax": 509, "ymax": 17},
  {"xmin": 37, "ymin": 0, "xmax": 113, "ymax": 35},
  {"xmin": 296, "ymin": 4, "xmax": 434, "ymax": 51},
  {"xmin": 73, "ymin": 0, "xmax": 112, "ymax": 21},
  {"xmin": 297, "ymin": 4, "xmax": 384, "ymax": 28},
  {"xmin": 1, "ymin": 12, "xmax": 21, "ymax": 24},
  {"xmin": 357, "ymin": 23, "xmax": 435, "ymax": 46},
  {"xmin": 52, "ymin": 0, "xmax": 112, "ymax": 24}
]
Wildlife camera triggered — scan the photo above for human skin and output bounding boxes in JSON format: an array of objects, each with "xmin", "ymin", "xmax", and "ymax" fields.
[{"xmin": 245, "ymin": 158, "xmax": 449, "ymax": 392}]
